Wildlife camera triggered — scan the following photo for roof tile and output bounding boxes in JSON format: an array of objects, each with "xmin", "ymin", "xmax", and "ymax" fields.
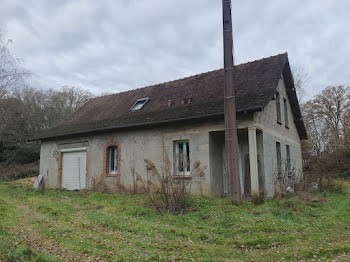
[{"xmin": 36, "ymin": 53, "xmax": 307, "ymax": 140}]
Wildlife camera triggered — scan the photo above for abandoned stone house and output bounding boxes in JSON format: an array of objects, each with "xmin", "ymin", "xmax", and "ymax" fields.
[{"xmin": 37, "ymin": 53, "xmax": 307, "ymax": 198}]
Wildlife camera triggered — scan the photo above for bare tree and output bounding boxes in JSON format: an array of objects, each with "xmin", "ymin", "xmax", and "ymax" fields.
[
  {"xmin": 344, "ymin": 108, "xmax": 350, "ymax": 143},
  {"xmin": 0, "ymin": 31, "xmax": 30, "ymax": 99},
  {"xmin": 312, "ymin": 86, "xmax": 350, "ymax": 141},
  {"xmin": 301, "ymin": 101, "xmax": 324, "ymax": 155},
  {"xmin": 301, "ymin": 86, "xmax": 350, "ymax": 154},
  {"xmin": 301, "ymin": 85, "xmax": 350, "ymax": 179},
  {"xmin": 292, "ymin": 66, "xmax": 310, "ymax": 103},
  {"xmin": 44, "ymin": 86, "xmax": 93, "ymax": 127}
]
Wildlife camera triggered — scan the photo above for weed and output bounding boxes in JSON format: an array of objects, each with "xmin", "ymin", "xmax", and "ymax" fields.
[
  {"xmin": 140, "ymin": 155, "xmax": 205, "ymax": 214},
  {"xmin": 0, "ymin": 180, "xmax": 349, "ymax": 261}
]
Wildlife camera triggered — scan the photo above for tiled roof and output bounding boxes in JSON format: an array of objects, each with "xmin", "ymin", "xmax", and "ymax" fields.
[{"xmin": 36, "ymin": 53, "xmax": 307, "ymax": 140}]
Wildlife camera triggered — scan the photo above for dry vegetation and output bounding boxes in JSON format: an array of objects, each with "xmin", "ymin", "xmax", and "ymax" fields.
[
  {"xmin": 301, "ymin": 86, "xmax": 350, "ymax": 176},
  {"xmin": 140, "ymin": 156, "xmax": 206, "ymax": 214},
  {"xmin": 0, "ymin": 178, "xmax": 349, "ymax": 261},
  {"xmin": 0, "ymin": 163, "xmax": 38, "ymax": 181}
]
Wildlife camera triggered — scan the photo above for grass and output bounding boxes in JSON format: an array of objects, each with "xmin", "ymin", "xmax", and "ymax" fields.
[{"xmin": 0, "ymin": 179, "xmax": 349, "ymax": 261}]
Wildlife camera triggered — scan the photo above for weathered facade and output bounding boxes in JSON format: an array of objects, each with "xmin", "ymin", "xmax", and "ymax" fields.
[{"xmin": 37, "ymin": 53, "xmax": 306, "ymax": 198}]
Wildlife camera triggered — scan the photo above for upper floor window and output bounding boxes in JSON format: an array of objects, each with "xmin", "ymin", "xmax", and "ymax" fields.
[
  {"xmin": 276, "ymin": 92, "xmax": 281, "ymax": 124},
  {"xmin": 174, "ymin": 141, "xmax": 190, "ymax": 176},
  {"xmin": 284, "ymin": 97, "xmax": 289, "ymax": 128},
  {"xmin": 130, "ymin": 97, "xmax": 150, "ymax": 111}
]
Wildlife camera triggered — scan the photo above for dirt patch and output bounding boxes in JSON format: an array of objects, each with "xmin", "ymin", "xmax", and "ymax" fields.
[{"xmin": 13, "ymin": 177, "xmax": 37, "ymax": 187}]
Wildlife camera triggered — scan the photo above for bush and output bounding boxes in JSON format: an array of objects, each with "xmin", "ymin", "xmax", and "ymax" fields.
[
  {"xmin": 3, "ymin": 143, "xmax": 40, "ymax": 165},
  {"xmin": 340, "ymin": 170, "xmax": 350, "ymax": 178},
  {"xmin": 273, "ymin": 165, "xmax": 343, "ymax": 203},
  {"xmin": 140, "ymin": 156, "xmax": 206, "ymax": 214},
  {"xmin": 0, "ymin": 163, "xmax": 39, "ymax": 181},
  {"xmin": 13, "ymin": 143, "xmax": 40, "ymax": 165}
]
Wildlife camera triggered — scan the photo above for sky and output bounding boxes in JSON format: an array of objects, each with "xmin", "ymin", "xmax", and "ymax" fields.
[{"xmin": 1, "ymin": 0, "xmax": 349, "ymax": 100}]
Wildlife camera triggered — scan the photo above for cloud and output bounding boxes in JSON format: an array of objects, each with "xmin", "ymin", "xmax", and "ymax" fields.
[{"xmin": 0, "ymin": 0, "xmax": 349, "ymax": 99}]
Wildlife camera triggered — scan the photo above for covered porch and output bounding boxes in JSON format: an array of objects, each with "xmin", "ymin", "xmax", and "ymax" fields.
[{"xmin": 209, "ymin": 127, "xmax": 265, "ymax": 198}]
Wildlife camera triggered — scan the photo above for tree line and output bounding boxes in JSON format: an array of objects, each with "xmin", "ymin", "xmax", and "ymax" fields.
[
  {"xmin": 0, "ymin": 32, "xmax": 92, "ymax": 166},
  {"xmin": 301, "ymin": 85, "xmax": 350, "ymax": 177}
]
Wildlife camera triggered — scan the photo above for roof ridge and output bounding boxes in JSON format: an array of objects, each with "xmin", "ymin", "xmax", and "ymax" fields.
[
  {"xmin": 90, "ymin": 68, "xmax": 223, "ymax": 101},
  {"xmin": 91, "ymin": 52, "xmax": 288, "ymax": 101},
  {"xmin": 236, "ymin": 52, "xmax": 288, "ymax": 68}
]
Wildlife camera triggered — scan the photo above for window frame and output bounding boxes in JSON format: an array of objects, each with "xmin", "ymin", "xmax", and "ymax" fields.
[
  {"xmin": 108, "ymin": 146, "xmax": 118, "ymax": 174},
  {"xmin": 104, "ymin": 142, "xmax": 121, "ymax": 177},
  {"xmin": 286, "ymin": 145, "xmax": 291, "ymax": 174},
  {"xmin": 276, "ymin": 92, "xmax": 282, "ymax": 124},
  {"xmin": 283, "ymin": 97, "xmax": 289, "ymax": 128},
  {"xmin": 276, "ymin": 142, "xmax": 282, "ymax": 175},
  {"xmin": 130, "ymin": 97, "xmax": 150, "ymax": 111},
  {"xmin": 174, "ymin": 140, "xmax": 191, "ymax": 178}
]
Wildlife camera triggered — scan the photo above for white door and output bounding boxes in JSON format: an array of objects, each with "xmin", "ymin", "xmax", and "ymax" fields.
[{"xmin": 62, "ymin": 150, "xmax": 86, "ymax": 190}]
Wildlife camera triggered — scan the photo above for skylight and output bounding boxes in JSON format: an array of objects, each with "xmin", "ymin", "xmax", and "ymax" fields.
[{"xmin": 130, "ymin": 97, "xmax": 150, "ymax": 111}]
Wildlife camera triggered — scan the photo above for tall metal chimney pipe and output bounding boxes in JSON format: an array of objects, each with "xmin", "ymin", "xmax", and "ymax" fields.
[{"xmin": 222, "ymin": 0, "xmax": 241, "ymax": 203}]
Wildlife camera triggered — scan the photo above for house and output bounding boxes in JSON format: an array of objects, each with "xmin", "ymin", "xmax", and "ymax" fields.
[{"xmin": 37, "ymin": 53, "xmax": 307, "ymax": 198}]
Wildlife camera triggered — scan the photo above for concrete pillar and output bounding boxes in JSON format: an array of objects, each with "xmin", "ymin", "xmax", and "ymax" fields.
[{"xmin": 248, "ymin": 127, "xmax": 259, "ymax": 195}]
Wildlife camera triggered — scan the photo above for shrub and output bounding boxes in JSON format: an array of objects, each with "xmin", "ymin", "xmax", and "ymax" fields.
[
  {"xmin": 340, "ymin": 169, "xmax": 350, "ymax": 178},
  {"xmin": 273, "ymin": 160, "xmax": 343, "ymax": 203},
  {"xmin": 273, "ymin": 161, "xmax": 303, "ymax": 199},
  {"xmin": 12, "ymin": 143, "xmax": 40, "ymax": 165},
  {"xmin": 0, "ymin": 140, "xmax": 40, "ymax": 166},
  {"xmin": 0, "ymin": 163, "xmax": 38, "ymax": 181},
  {"xmin": 140, "ymin": 156, "xmax": 206, "ymax": 214}
]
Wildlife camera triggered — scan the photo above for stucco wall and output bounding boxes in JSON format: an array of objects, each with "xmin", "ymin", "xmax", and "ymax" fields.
[
  {"xmin": 40, "ymin": 120, "xmax": 232, "ymax": 195},
  {"xmin": 254, "ymin": 76, "xmax": 303, "ymax": 197},
  {"xmin": 40, "ymin": 114, "xmax": 256, "ymax": 196}
]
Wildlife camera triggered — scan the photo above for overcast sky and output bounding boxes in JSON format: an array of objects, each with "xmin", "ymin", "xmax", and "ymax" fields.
[{"xmin": 1, "ymin": 0, "xmax": 349, "ymax": 99}]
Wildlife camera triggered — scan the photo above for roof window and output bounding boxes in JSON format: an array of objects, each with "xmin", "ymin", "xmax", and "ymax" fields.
[{"xmin": 130, "ymin": 97, "xmax": 150, "ymax": 111}]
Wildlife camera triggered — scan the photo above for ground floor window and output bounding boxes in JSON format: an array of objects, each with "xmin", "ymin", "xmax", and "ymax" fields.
[
  {"xmin": 276, "ymin": 142, "xmax": 282, "ymax": 175},
  {"xmin": 174, "ymin": 141, "xmax": 190, "ymax": 176},
  {"xmin": 108, "ymin": 146, "xmax": 118, "ymax": 174},
  {"xmin": 286, "ymin": 145, "xmax": 291, "ymax": 174}
]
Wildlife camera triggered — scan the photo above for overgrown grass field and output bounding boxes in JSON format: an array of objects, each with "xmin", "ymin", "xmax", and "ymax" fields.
[{"xmin": 0, "ymin": 179, "xmax": 349, "ymax": 261}]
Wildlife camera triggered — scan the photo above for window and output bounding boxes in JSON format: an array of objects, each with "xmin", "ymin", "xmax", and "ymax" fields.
[
  {"xmin": 286, "ymin": 145, "xmax": 291, "ymax": 174},
  {"xmin": 108, "ymin": 146, "xmax": 118, "ymax": 174},
  {"xmin": 104, "ymin": 142, "xmax": 121, "ymax": 177},
  {"xmin": 276, "ymin": 92, "xmax": 281, "ymax": 124},
  {"xmin": 276, "ymin": 142, "xmax": 282, "ymax": 175},
  {"xmin": 174, "ymin": 141, "xmax": 190, "ymax": 176},
  {"xmin": 130, "ymin": 97, "xmax": 150, "ymax": 111},
  {"xmin": 284, "ymin": 97, "xmax": 289, "ymax": 127}
]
